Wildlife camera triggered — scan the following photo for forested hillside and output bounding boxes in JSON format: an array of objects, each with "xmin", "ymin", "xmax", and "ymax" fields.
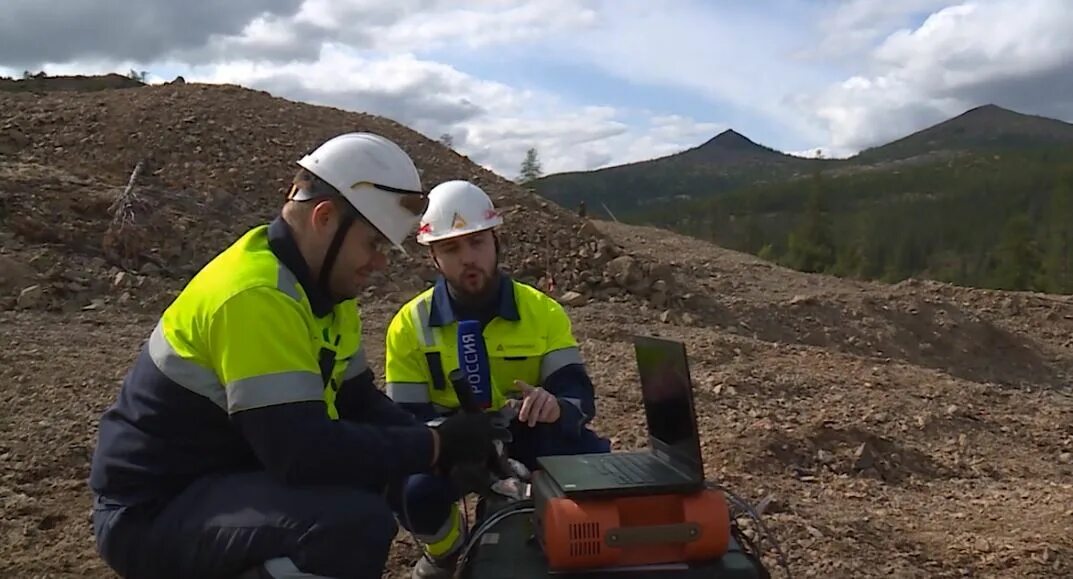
[
  {"xmin": 535, "ymin": 105, "xmax": 1073, "ymax": 293},
  {"xmin": 635, "ymin": 147, "xmax": 1073, "ymax": 293}
]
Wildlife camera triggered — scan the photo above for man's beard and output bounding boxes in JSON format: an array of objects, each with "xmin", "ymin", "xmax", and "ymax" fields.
[{"xmin": 448, "ymin": 265, "xmax": 499, "ymax": 306}]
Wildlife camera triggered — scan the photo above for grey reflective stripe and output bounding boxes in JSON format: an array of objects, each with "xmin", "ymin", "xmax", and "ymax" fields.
[
  {"xmin": 410, "ymin": 298, "xmax": 435, "ymax": 347},
  {"xmin": 342, "ymin": 346, "xmax": 368, "ymax": 380},
  {"xmin": 276, "ymin": 265, "xmax": 301, "ymax": 301},
  {"xmin": 227, "ymin": 371, "xmax": 324, "ymax": 413},
  {"xmin": 146, "ymin": 318, "xmax": 324, "ymax": 416},
  {"xmin": 148, "ymin": 320, "xmax": 226, "ymax": 411},
  {"xmin": 540, "ymin": 346, "xmax": 584, "ymax": 380},
  {"xmin": 386, "ymin": 382, "xmax": 431, "ymax": 404}
]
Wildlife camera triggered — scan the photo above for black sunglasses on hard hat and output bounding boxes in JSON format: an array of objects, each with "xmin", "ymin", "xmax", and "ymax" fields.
[
  {"xmin": 348, "ymin": 180, "xmax": 429, "ymax": 216},
  {"xmin": 288, "ymin": 177, "xmax": 429, "ymax": 217}
]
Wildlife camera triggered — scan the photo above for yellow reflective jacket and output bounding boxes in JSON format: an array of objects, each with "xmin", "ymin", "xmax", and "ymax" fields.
[
  {"xmin": 89, "ymin": 217, "xmax": 433, "ymax": 505},
  {"xmin": 384, "ymin": 275, "xmax": 596, "ymax": 434}
]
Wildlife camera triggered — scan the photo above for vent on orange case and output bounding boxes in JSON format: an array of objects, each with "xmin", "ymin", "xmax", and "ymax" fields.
[{"xmin": 568, "ymin": 522, "xmax": 602, "ymax": 558}]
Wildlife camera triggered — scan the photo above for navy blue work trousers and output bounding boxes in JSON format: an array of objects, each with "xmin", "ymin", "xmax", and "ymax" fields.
[
  {"xmin": 91, "ymin": 471, "xmax": 397, "ymax": 579},
  {"xmin": 388, "ymin": 422, "xmax": 611, "ymax": 536}
]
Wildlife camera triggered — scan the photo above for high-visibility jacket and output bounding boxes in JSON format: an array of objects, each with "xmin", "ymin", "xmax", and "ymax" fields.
[
  {"xmin": 89, "ymin": 217, "xmax": 433, "ymax": 506},
  {"xmin": 384, "ymin": 275, "xmax": 597, "ymax": 436}
]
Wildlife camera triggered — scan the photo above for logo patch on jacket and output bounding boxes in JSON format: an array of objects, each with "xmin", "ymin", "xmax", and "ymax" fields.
[{"xmin": 496, "ymin": 343, "xmax": 534, "ymax": 352}]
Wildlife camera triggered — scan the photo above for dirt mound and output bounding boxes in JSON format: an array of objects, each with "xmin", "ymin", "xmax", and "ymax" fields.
[
  {"xmin": 597, "ymin": 220, "xmax": 1073, "ymax": 390},
  {"xmin": 0, "ymin": 72, "xmax": 145, "ymax": 93},
  {"xmin": 0, "ymin": 82, "xmax": 677, "ymax": 312}
]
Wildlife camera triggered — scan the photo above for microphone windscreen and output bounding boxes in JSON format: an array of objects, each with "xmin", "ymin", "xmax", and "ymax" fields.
[{"xmin": 457, "ymin": 319, "xmax": 492, "ymax": 410}]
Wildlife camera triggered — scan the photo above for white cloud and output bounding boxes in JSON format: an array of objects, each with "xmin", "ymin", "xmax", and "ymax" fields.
[
  {"xmin": 358, "ymin": 0, "xmax": 599, "ymax": 52},
  {"xmin": 550, "ymin": 1, "xmax": 835, "ymax": 152},
  {"xmin": 648, "ymin": 115, "xmax": 725, "ymax": 143},
  {"xmin": 0, "ymin": 0, "xmax": 305, "ymax": 68},
  {"xmin": 805, "ymin": 0, "xmax": 1073, "ymax": 153},
  {"xmin": 189, "ymin": 0, "xmax": 599, "ymax": 63},
  {"xmin": 175, "ymin": 45, "xmax": 715, "ymax": 177},
  {"xmin": 805, "ymin": 0, "xmax": 956, "ymax": 60},
  {"xmin": 191, "ymin": 48, "xmax": 490, "ymax": 127}
]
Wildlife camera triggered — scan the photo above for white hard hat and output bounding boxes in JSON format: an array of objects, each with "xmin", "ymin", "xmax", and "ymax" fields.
[
  {"xmin": 416, "ymin": 180, "xmax": 503, "ymax": 245},
  {"xmin": 295, "ymin": 132, "xmax": 427, "ymax": 251}
]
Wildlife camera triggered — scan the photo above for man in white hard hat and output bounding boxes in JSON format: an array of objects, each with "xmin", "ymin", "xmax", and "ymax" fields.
[
  {"xmin": 382, "ymin": 180, "xmax": 611, "ymax": 577},
  {"xmin": 88, "ymin": 134, "xmax": 497, "ymax": 579}
]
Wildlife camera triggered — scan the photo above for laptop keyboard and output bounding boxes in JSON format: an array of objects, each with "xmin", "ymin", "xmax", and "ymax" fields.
[{"xmin": 594, "ymin": 453, "xmax": 660, "ymax": 484}]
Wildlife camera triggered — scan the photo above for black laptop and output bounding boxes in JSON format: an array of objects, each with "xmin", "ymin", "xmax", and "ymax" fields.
[{"xmin": 536, "ymin": 335, "xmax": 706, "ymax": 498}]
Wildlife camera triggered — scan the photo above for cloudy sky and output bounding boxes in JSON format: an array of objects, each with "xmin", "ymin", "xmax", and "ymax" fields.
[{"xmin": 3, "ymin": 0, "xmax": 1072, "ymax": 179}]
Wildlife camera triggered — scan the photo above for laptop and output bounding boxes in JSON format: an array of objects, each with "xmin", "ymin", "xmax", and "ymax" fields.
[{"xmin": 536, "ymin": 335, "xmax": 706, "ymax": 498}]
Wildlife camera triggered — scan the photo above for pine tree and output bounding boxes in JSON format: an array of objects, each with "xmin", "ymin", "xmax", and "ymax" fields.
[
  {"xmin": 992, "ymin": 213, "xmax": 1043, "ymax": 291},
  {"xmin": 1042, "ymin": 168, "xmax": 1073, "ymax": 293},
  {"xmin": 518, "ymin": 148, "xmax": 543, "ymax": 184},
  {"xmin": 705, "ymin": 201, "xmax": 724, "ymax": 243},
  {"xmin": 740, "ymin": 214, "xmax": 764, "ymax": 253},
  {"xmin": 784, "ymin": 174, "xmax": 836, "ymax": 273},
  {"xmin": 757, "ymin": 243, "xmax": 778, "ymax": 262}
]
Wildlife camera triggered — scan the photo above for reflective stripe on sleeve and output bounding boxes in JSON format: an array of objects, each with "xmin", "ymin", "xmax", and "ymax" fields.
[
  {"xmin": 386, "ymin": 382, "xmax": 432, "ymax": 404},
  {"xmin": 148, "ymin": 321, "xmax": 227, "ymax": 411},
  {"xmin": 227, "ymin": 371, "xmax": 324, "ymax": 413},
  {"xmin": 276, "ymin": 265, "xmax": 301, "ymax": 301},
  {"xmin": 540, "ymin": 346, "xmax": 584, "ymax": 381},
  {"xmin": 409, "ymin": 298, "xmax": 435, "ymax": 348}
]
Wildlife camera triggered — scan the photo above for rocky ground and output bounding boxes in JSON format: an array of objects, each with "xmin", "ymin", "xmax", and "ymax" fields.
[{"xmin": 3, "ymin": 78, "xmax": 1073, "ymax": 578}]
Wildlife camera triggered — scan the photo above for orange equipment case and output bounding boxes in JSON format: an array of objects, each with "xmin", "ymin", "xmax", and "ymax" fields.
[{"xmin": 531, "ymin": 469, "xmax": 731, "ymax": 572}]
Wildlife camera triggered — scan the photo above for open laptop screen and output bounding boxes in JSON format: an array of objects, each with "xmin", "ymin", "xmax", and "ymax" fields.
[{"xmin": 634, "ymin": 336, "xmax": 704, "ymax": 477}]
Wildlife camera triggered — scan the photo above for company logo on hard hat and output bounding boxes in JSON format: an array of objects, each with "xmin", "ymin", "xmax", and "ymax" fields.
[
  {"xmin": 451, "ymin": 212, "xmax": 467, "ymax": 229},
  {"xmin": 418, "ymin": 222, "xmax": 432, "ymax": 235}
]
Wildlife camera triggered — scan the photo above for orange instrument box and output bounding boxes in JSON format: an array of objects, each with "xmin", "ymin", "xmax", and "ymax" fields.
[{"xmin": 531, "ymin": 469, "xmax": 731, "ymax": 572}]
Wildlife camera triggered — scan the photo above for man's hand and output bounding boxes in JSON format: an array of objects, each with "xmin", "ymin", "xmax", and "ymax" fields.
[
  {"xmin": 512, "ymin": 380, "xmax": 561, "ymax": 427},
  {"xmin": 431, "ymin": 411, "xmax": 495, "ymax": 472}
]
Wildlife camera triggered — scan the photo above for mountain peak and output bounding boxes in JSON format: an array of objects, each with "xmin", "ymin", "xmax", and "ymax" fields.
[
  {"xmin": 701, "ymin": 128, "xmax": 753, "ymax": 148},
  {"xmin": 967, "ymin": 103, "xmax": 1006, "ymax": 113},
  {"xmin": 955, "ymin": 103, "xmax": 1020, "ymax": 121},
  {"xmin": 687, "ymin": 128, "xmax": 799, "ymax": 162},
  {"xmin": 854, "ymin": 103, "xmax": 1073, "ymax": 163}
]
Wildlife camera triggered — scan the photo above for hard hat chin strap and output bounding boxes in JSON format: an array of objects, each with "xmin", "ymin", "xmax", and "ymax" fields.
[{"xmin": 318, "ymin": 212, "xmax": 355, "ymax": 301}]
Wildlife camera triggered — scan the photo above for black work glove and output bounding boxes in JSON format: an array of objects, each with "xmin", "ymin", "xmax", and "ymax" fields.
[{"xmin": 434, "ymin": 411, "xmax": 495, "ymax": 472}]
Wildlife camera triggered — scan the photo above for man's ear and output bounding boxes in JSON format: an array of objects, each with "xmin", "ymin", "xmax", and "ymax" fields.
[{"xmin": 309, "ymin": 199, "xmax": 337, "ymax": 232}]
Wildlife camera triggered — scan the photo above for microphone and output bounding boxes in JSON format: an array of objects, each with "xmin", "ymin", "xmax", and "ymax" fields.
[{"xmin": 456, "ymin": 319, "xmax": 492, "ymax": 411}]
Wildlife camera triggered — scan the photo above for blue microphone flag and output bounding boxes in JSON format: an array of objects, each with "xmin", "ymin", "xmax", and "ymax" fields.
[{"xmin": 457, "ymin": 319, "xmax": 492, "ymax": 410}]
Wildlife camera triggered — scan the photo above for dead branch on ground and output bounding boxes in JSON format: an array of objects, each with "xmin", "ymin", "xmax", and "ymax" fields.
[{"xmin": 102, "ymin": 160, "xmax": 150, "ymax": 269}]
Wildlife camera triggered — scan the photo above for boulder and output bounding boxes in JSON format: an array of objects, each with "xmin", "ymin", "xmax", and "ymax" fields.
[{"xmin": 558, "ymin": 291, "xmax": 588, "ymax": 307}]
